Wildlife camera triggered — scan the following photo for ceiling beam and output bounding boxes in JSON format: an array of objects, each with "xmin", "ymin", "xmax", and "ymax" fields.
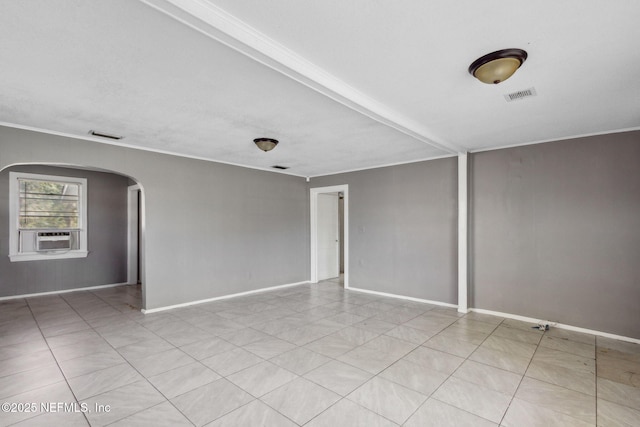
[{"xmin": 140, "ymin": 0, "xmax": 464, "ymax": 154}]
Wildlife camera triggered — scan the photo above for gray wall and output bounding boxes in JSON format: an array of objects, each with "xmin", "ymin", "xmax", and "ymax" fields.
[
  {"xmin": 0, "ymin": 126, "xmax": 309, "ymax": 309},
  {"xmin": 0, "ymin": 165, "xmax": 129, "ymax": 296},
  {"xmin": 471, "ymin": 131, "xmax": 640, "ymax": 339},
  {"xmin": 310, "ymin": 158, "xmax": 458, "ymax": 304}
]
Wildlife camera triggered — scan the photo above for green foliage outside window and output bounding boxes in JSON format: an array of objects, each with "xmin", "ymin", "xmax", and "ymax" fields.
[{"xmin": 19, "ymin": 179, "xmax": 80, "ymax": 229}]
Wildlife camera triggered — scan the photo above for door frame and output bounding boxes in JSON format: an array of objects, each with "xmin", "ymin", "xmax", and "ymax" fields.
[{"xmin": 310, "ymin": 184, "xmax": 349, "ymax": 287}]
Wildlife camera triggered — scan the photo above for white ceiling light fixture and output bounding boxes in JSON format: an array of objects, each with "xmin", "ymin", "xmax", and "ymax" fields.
[
  {"xmin": 254, "ymin": 137, "xmax": 279, "ymax": 152},
  {"xmin": 469, "ymin": 49, "xmax": 528, "ymax": 84}
]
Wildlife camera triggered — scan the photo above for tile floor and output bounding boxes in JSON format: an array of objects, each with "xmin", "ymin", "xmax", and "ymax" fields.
[{"xmin": 1, "ymin": 279, "xmax": 639, "ymax": 426}]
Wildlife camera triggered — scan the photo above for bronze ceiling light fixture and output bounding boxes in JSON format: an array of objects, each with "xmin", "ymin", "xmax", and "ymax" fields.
[
  {"xmin": 254, "ymin": 137, "xmax": 279, "ymax": 152},
  {"xmin": 469, "ymin": 49, "xmax": 528, "ymax": 84}
]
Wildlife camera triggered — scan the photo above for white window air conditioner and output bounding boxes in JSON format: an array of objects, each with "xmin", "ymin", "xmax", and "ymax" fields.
[{"xmin": 36, "ymin": 231, "xmax": 72, "ymax": 251}]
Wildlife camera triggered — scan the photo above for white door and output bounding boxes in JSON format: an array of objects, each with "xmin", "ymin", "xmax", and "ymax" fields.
[{"xmin": 317, "ymin": 193, "xmax": 339, "ymax": 280}]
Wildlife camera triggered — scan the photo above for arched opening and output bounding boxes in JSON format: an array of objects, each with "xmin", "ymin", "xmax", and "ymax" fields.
[{"xmin": 0, "ymin": 162, "xmax": 147, "ymax": 311}]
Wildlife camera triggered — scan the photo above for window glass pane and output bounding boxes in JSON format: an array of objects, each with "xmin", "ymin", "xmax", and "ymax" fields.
[{"xmin": 18, "ymin": 179, "xmax": 80, "ymax": 229}]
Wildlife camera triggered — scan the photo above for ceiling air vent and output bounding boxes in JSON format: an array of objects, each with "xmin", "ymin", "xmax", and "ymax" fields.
[
  {"xmin": 504, "ymin": 87, "xmax": 537, "ymax": 102},
  {"xmin": 89, "ymin": 130, "xmax": 123, "ymax": 140},
  {"xmin": 271, "ymin": 165, "xmax": 289, "ymax": 170}
]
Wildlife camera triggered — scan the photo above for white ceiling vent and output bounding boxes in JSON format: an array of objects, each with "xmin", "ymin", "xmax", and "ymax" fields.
[{"xmin": 504, "ymin": 87, "xmax": 537, "ymax": 102}]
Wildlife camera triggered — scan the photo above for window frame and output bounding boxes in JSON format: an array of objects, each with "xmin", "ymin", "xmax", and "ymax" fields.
[{"xmin": 9, "ymin": 171, "xmax": 88, "ymax": 262}]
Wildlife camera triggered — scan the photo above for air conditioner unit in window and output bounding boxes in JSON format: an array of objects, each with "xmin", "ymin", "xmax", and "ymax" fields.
[{"xmin": 36, "ymin": 231, "xmax": 72, "ymax": 251}]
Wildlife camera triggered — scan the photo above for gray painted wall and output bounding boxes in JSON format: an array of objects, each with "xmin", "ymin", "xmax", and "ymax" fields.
[
  {"xmin": 0, "ymin": 165, "xmax": 129, "ymax": 296},
  {"xmin": 471, "ymin": 131, "xmax": 640, "ymax": 339},
  {"xmin": 0, "ymin": 126, "xmax": 309, "ymax": 309},
  {"xmin": 310, "ymin": 158, "xmax": 458, "ymax": 304}
]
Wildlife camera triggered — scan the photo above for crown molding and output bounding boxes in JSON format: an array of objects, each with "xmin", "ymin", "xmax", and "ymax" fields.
[{"xmin": 139, "ymin": 0, "xmax": 462, "ymax": 155}]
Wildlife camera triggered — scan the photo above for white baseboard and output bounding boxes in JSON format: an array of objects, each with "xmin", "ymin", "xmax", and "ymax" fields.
[
  {"xmin": 0, "ymin": 282, "xmax": 131, "ymax": 301},
  {"xmin": 346, "ymin": 286, "xmax": 458, "ymax": 309},
  {"xmin": 142, "ymin": 281, "xmax": 309, "ymax": 314},
  {"xmin": 470, "ymin": 308, "xmax": 640, "ymax": 345}
]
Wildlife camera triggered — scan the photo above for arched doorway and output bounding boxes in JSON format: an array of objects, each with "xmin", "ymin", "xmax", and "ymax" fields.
[{"xmin": 0, "ymin": 162, "xmax": 147, "ymax": 310}]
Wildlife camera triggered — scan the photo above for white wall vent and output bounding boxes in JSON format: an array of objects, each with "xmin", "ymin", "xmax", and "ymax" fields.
[{"xmin": 504, "ymin": 87, "xmax": 537, "ymax": 102}]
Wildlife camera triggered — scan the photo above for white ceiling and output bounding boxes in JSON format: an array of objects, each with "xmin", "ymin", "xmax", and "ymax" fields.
[{"xmin": 2, "ymin": 0, "xmax": 639, "ymax": 177}]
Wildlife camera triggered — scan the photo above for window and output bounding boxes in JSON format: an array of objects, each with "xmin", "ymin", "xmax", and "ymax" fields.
[{"xmin": 9, "ymin": 172, "xmax": 88, "ymax": 261}]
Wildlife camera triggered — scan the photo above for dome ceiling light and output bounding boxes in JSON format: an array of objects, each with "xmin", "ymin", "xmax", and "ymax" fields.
[
  {"xmin": 254, "ymin": 137, "xmax": 279, "ymax": 152},
  {"xmin": 469, "ymin": 49, "xmax": 528, "ymax": 84}
]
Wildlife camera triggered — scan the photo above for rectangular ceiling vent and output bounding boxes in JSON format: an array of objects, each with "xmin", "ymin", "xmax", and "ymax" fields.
[
  {"xmin": 271, "ymin": 165, "xmax": 289, "ymax": 170},
  {"xmin": 504, "ymin": 87, "xmax": 537, "ymax": 102},
  {"xmin": 89, "ymin": 130, "xmax": 123, "ymax": 140}
]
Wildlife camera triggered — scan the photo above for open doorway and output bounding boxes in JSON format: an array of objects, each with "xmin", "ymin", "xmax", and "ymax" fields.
[
  {"xmin": 310, "ymin": 185, "xmax": 348, "ymax": 287},
  {"xmin": 127, "ymin": 184, "xmax": 146, "ymax": 308}
]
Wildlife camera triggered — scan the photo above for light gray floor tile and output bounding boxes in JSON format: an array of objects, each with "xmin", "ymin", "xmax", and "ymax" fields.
[
  {"xmin": 127, "ymin": 348, "xmax": 195, "ymax": 377},
  {"xmin": 178, "ymin": 336, "xmax": 237, "ymax": 360},
  {"xmin": 468, "ymin": 346, "xmax": 532, "ymax": 374},
  {"xmin": 490, "ymin": 324, "xmax": 543, "ymax": 345},
  {"xmin": 206, "ymin": 399, "xmax": 297, "ymax": 427},
  {"xmin": 452, "ymin": 360, "xmax": 522, "ymax": 395},
  {"xmin": 45, "ymin": 329, "xmax": 101, "ymax": 349},
  {"xmin": 305, "ymin": 399, "xmax": 398, "ymax": 427},
  {"xmin": 227, "ymin": 361, "xmax": 298, "ymax": 397},
  {"xmin": 0, "ymin": 381, "xmax": 75, "ymax": 425},
  {"xmin": 347, "ymin": 376, "xmax": 427, "ymax": 424},
  {"xmin": 338, "ymin": 344, "xmax": 400, "ymax": 374},
  {"xmin": 109, "ymin": 401, "xmax": 192, "ymax": 426},
  {"xmin": 432, "ymin": 376, "xmax": 511, "ymax": 423},
  {"xmin": 353, "ymin": 318, "xmax": 397, "ymax": 334},
  {"xmin": 515, "ymin": 377, "xmax": 596, "ymax": 423},
  {"xmin": 171, "ymin": 378, "xmax": 253, "ymax": 426},
  {"xmin": 597, "ymin": 398, "xmax": 640, "ymax": 426},
  {"xmin": 384, "ymin": 325, "xmax": 433, "ymax": 344},
  {"xmin": 59, "ymin": 349, "xmax": 126, "ymax": 379},
  {"xmin": 0, "ymin": 363, "xmax": 65, "ymax": 399},
  {"xmin": 261, "ymin": 377, "xmax": 341, "ymax": 425},
  {"xmin": 40, "ymin": 320, "xmax": 91, "ymax": 338},
  {"xmin": 242, "ymin": 337, "xmax": 297, "ymax": 359},
  {"xmin": 402, "ymin": 346, "xmax": 464, "ymax": 375},
  {"xmin": 540, "ymin": 335, "xmax": 595, "ymax": 358},
  {"xmin": 332, "ymin": 326, "xmax": 379, "ymax": 345},
  {"xmin": 81, "ymin": 380, "xmax": 165, "ymax": 426},
  {"xmin": 452, "ymin": 318, "xmax": 498, "ymax": 334},
  {"xmin": 0, "ymin": 350, "xmax": 56, "ymax": 377},
  {"xmin": 533, "ymin": 346, "xmax": 595, "ymax": 373},
  {"xmin": 201, "ymin": 347, "xmax": 263, "ymax": 376},
  {"xmin": 424, "ymin": 334, "xmax": 478, "ymax": 358},
  {"xmin": 67, "ymin": 363, "xmax": 143, "ymax": 400},
  {"xmin": 597, "ymin": 353, "xmax": 640, "ymax": 388},
  {"xmin": 0, "ymin": 338, "xmax": 49, "ymax": 361},
  {"xmin": 598, "ymin": 377, "xmax": 640, "ymax": 410},
  {"xmin": 379, "ymin": 359, "xmax": 448, "ymax": 396},
  {"xmin": 597, "ymin": 337, "xmax": 640, "ymax": 363},
  {"xmin": 304, "ymin": 360, "xmax": 373, "ymax": 396},
  {"xmin": 405, "ymin": 398, "xmax": 497, "ymax": 427},
  {"xmin": 502, "ymin": 397, "xmax": 593, "ymax": 427},
  {"xmin": 147, "ymin": 361, "xmax": 221, "ymax": 399},
  {"xmin": 461, "ymin": 312, "xmax": 503, "ymax": 325},
  {"xmin": 269, "ymin": 347, "xmax": 330, "ymax": 375},
  {"xmin": 50, "ymin": 337, "xmax": 114, "ymax": 362},
  {"xmin": 363, "ymin": 335, "xmax": 417, "ymax": 358},
  {"xmin": 10, "ymin": 410, "xmax": 89, "ymax": 426},
  {"xmin": 3, "ymin": 282, "xmax": 638, "ymax": 426},
  {"xmin": 481, "ymin": 335, "xmax": 537, "ymax": 359},
  {"xmin": 116, "ymin": 338, "xmax": 174, "ymax": 361},
  {"xmin": 526, "ymin": 359, "xmax": 596, "ymax": 396},
  {"xmin": 218, "ymin": 327, "xmax": 272, "ymax": 346},
  {"xmin": 545, "ymin": 328, "xmax": 596, "ymax": 345},
  {"xmin": 437, "ymin": 325, "xmax": 490, "ymax": 345},
  {"xmin": 304, "ymin": 334, "xmax": 359, "ymax": 358}
]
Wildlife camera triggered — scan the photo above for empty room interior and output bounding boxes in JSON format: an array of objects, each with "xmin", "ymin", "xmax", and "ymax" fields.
[{"xmin": 1, "ymin": 1, "xmax": 639, "ymax": 426}]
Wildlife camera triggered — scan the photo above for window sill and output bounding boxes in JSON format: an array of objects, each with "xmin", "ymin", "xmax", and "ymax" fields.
[{"xmin": 9, "ymin": 251, "xmax": 89, "ymax": 262}]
